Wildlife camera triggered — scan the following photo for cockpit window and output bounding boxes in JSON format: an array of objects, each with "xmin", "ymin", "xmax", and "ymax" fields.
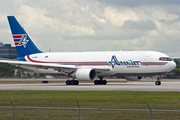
[{"xmin": 159, "ymin": 57, "xmax": 172, "ymax": 61}]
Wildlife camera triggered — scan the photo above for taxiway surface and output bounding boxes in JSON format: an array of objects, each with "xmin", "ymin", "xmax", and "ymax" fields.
[{"xmin": 0, "ymin": 79, "xmax": 180, "ymax": 91}]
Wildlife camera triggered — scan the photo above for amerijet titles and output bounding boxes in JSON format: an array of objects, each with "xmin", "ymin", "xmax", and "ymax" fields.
[{"xmin": 108, "ymin": 55, "xmax": 141, "ymax": 68}]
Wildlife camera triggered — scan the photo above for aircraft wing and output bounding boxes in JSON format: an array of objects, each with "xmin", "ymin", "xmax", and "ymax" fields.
[
  {"xmin": 0, "ymin": 58, "xmax": 109, "ymax": 73},
  {"xmin": 0, "ymin": 58, "xmax": 77, "ymax": 70}
]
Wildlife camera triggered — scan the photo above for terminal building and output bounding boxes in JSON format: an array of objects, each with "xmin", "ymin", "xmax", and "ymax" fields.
[{"xmin": 0, "ymin": 42, "xmax": 18, "ymax": 58}]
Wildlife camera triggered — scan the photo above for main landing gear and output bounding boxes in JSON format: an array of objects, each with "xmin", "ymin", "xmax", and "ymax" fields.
[
  {"xmin": 155, "ymin": 75, "xmax": 161, "ymax": 85},
  {"xmin": 94, "ymin": 77, "xmax": 107, "ymax": 85},
  {"xmin": 66, "ymin": 79, "xmax": 79, "ymax": 85}
]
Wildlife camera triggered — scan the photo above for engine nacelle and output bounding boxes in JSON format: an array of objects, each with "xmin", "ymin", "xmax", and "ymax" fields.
[
  {"xmin": 72, "ymin": 68, "xmax": 97, "ymax": 81},
  {"xmin": 125, "ymin": 76, "xmax": 142, "ymax": 81}
]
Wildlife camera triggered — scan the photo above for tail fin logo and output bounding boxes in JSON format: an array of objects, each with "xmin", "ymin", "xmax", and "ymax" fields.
[{"xmin": 13, "ymin": 34, "xmax": 29, "ymax": 48}]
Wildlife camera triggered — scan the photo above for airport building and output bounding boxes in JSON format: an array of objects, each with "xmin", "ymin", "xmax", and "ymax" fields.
[{"xmin": 0, "ymin": 42, "xmax": 18, "ymax": 58}]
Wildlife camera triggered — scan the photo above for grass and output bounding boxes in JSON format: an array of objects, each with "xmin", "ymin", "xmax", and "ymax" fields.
[{"xmin": 0, "ymin": 91, "xmax": 180, "ymax": 119}]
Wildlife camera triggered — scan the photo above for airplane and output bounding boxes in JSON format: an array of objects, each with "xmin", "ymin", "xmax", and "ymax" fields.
[{"xmin": 0, "ymin": 16, "xmax": 176, "ymax": 86}]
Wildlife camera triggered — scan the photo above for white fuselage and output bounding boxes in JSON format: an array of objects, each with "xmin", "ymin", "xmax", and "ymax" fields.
[{"xmin": 23, "ymin": 51, "xmax": 176, "ymax": 77}]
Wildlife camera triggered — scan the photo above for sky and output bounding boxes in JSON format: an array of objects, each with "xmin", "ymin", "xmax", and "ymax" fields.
[{"xmin": 0, "ymin": 0, "xmax": 180, "ymax": 57}]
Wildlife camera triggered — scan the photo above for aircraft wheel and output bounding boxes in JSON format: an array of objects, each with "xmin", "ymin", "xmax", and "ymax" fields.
[
  {"xmin": 155, "ymin": 81, "xmax": 158, "ymax": 85},
  {"xmin": 66, "ymin": 80, "xmax": 70, "ymax": 85},
  {"xmin": 94, "ymin": 80, "xmax": 98, "ymax": 85},
  {"xmin": 102, "ymin": 80, "xmax": 107, "ymax": 85},
  {"xmin": 75, "ymin": 80, "xmax": 79, "ymax": 85},
  {"xmin": 70, "ymin": 80, "xmax": 75, "ymax": 85},
  {"xmin": 158, "ymin": 81, "xmax": 161, "ymax": 85},
  {"xmin": 98, "ymin": 80, "xmax": 102, "ymax": 85},
  {"xmin": 155, "ymin": 81, "xmax": 161, "ymax": 85}
]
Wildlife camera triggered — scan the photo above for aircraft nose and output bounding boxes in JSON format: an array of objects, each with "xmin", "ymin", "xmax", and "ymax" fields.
[{"xmin": 169, "ymin": 61, "xmax": 176, "ymax": 71}]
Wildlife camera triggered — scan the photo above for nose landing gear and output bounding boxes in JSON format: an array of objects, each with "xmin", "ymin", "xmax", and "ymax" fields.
[{"xmin": 155, "ymin": 75, "xmax": 161, "ymax": 85}]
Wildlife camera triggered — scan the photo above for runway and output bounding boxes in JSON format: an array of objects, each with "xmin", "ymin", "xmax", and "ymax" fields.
[{"xmin": 0, "ymin": 80, "xmax": 180, "ymax": 91}]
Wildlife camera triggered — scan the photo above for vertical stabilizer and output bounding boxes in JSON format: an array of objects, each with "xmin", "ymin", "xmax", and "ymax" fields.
[{"xmin": 7, "ymin": 16, "xmax": 42, "ymax": 57}]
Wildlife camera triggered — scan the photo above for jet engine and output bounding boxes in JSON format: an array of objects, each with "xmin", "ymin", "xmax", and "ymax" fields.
[
  {"xmin": 125, "ymin": 76, "xmax": 142, "ymax": 81},
  {"xmin": 71, "ymin": 68, "xmax": 97, "ymax": 81}
]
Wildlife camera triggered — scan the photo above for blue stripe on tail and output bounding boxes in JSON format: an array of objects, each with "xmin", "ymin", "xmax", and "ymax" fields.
[{"xmin": 7, "ymin": 16, "xmax": 42, "ymax": 57}]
